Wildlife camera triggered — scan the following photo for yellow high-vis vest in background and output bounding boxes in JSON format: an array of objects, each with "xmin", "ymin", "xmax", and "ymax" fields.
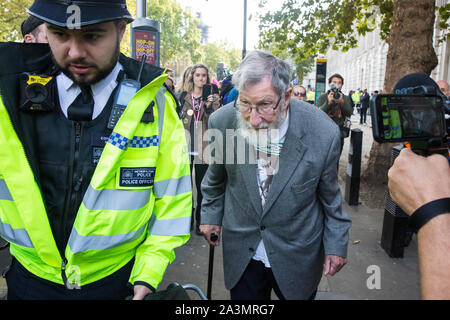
[{"xmin": 0, "ymin": 74, "xmax": 192, "ymax": 290}]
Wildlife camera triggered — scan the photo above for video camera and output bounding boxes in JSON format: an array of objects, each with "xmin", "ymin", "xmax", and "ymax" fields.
[
  {"xmin": 328, "ymin": 82, "xmax": 342, "ymax": 100},
  {"xmin": 370, "ymin": 85, "xmax": 450, "ymax": 156}
]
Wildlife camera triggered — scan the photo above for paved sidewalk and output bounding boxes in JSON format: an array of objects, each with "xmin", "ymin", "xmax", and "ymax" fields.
[{"xmin": 160, "ymin": 187, "xmax": 420, "ymax": 300}]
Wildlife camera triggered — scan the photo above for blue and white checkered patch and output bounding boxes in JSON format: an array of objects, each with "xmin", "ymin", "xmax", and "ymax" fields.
[
  {"xmin": 108, "ymin": 132, "xmax": 130, "ymax": 150},
  {"xmin": 129, "ymin": 135, "xmax": 159, "ymax": 148}
]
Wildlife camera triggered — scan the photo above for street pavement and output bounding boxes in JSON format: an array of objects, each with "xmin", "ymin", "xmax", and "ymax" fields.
[{"xmin": 0, "ymin": 112, "xmax": 421, "ymax": 300}]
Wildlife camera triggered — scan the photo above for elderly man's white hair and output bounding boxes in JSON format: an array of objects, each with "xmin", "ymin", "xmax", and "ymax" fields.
[{"xmin": 232, "ymin": 50, "xmax": 292, "ymax": 97}]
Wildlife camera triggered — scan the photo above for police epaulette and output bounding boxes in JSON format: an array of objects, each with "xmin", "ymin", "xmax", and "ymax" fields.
[
  {"xmin": 163, "ymin": 83, "xmax": 183, "ymax": 119},
  {"xmin": 141, "ymin": 101, "xmax": 155, "ymax": 123}
]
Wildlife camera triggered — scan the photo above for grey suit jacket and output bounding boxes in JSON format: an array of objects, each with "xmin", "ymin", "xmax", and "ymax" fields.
[{"xmin": 200, "ymin": 98, "xmax": 352, "ymax": 299}]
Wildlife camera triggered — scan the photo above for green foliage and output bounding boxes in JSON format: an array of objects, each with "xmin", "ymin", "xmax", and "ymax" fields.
[
  {"xmin": 0, "ymin": 0, "xmax": 34, "ymax": 42},
  {"xmin": 258, "ymin": 0, "xmax": 448, "ymax": 80},
  {"xmin": 437, "ymin": 2, "xmax": 450, "ymax": 42},
  {"xmin": 146, "ymin": 0, "xmax": 202, "ymax": 65},
  {"xmin": 196, "ymin": 41, "xmax": 241, "ymax": 74},
  {"xmin": 257, "ymin": 0, "xmax": 394, "ymax": 80}
]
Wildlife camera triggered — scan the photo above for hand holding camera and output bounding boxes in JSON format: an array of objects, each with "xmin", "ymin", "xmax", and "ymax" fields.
[
  {"xmin": 327, "ymin": 82, "xmax": 344, "ymax": 106},
  {"xmin": 202, "ymin": 83, "xmax": 219, "ymax": 104},
  {"xmin": 388, "ymin": 148, "xmax": 450, "ymax": 215},
  {"xmin": 202, "ymin": 83, "xmax": 219, "ymax": 114}
]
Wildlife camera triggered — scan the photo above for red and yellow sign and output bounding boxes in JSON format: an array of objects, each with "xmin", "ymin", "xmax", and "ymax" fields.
[{"xmin": 133, "ymin": 30, "xmax": 158, "ymax": 65}]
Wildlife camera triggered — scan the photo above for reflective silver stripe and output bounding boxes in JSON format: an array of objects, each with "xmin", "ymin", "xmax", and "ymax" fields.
[
  {"xmin": 68, "ymin": 224, "xmax": 147, "ymax": 253},
  {"xmin": 0, "ymin": 179, "xmax": 13, "ymax": 201},
  {"xmin": 148, "ymin": 215, "xmax": 191, "ymax": 236},
  {"xmin": 155, "ymin": 90, "xmax": 165, "ymax": 151},
  {"xmin": 153, "ymin": 175, "xmax": 192, "ymax": 198},
  {"xmin": 0, "ymin": 220, "xmax": 33, "ymax": 248},
  {"xmin": 83, "ymin": 185, "xmax": 151, "ymax": 211}
]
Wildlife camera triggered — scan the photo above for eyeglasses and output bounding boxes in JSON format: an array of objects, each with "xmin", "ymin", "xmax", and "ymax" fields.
[
  {"xmin": 234, "ymin": 94, "xmax": 282, "ymax": 115},
  {"xmin": 293, "ymin": 91, "xmax": 306, "ymax": 97}
]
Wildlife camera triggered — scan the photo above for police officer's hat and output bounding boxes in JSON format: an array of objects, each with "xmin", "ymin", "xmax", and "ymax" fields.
[
  {"xmin": 27, "ymin": 0, "xmax": 133, "ymax": 28},
  {"xmin": 394, "ymin": 73, "xmax": 440, "ymax": 93},
  {"xmin": 21, "ymin": 16, "xmax": 44, "ymax": 37}
]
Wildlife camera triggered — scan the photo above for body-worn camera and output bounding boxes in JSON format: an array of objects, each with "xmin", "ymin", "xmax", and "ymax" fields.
[
  {"xmin": 19, "ymin": 73, "xmax": 56, "ymax": 112},
  {"xmin": 370, "ymin": 85, "xmax": 449, "ymax": 155}
]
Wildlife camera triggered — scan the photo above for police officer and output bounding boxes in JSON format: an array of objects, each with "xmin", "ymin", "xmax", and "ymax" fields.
[
  {"xmin": 0, "ymin": 0, "xmax": 191, "ymax": 300},
  {"xmin": 21, "ymin": 15, "xmax": 47, "ymax": 43}
]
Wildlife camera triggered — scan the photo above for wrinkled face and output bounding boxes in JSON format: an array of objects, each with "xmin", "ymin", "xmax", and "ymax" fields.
[
  {"xmin": 46, "ymin": 21, "xmax": 126, "ymax": 85},
  {"xmin": 237, "ymin": 77, "xmax": 290, "ymax": 149},
  {"xmin": 237, "ymin": 76, "xmax": 290, "ymax": 132},
  {"xmin": 193, "ymin": 67, "xmax": 208, "ymax": 89}
]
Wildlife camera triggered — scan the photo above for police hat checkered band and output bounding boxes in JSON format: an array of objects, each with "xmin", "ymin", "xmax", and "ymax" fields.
[
  {"xmin": 108, "ymin": 132, "xmax": 130, "ymax": 151},
  {"xmin": 27, "ymin": 0, "xmax": 133, "ymax": 27},
  {"xmin": 129, "ymin": 136, "xmax": 160, "ymax": 149},
  {"xmin": 37, "ymin": 0, "xmax": 127, "ymax": 8}
]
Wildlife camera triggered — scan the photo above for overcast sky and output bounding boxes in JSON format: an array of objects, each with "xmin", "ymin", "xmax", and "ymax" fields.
[{"xmin": 175, "ymin": 0, "xmax": 282, "ymax": 50}]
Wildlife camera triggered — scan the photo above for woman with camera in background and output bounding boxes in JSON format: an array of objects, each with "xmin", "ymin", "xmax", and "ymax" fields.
[{"xmin": 180, "ymin": 63, "xmax": 221, "ymax": 235}]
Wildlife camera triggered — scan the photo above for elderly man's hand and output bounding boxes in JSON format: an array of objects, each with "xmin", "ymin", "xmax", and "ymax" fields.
[
  {"xmin": 388, "ymin": 148, "xmax": 450, "ymax": 215},
  {"xmin": 199, "ymin": 224, "xmax": 221, "ymax": 246},
  {"xmin": 323, "ymin": 254, "xmax": 347, "ymax": 276}
]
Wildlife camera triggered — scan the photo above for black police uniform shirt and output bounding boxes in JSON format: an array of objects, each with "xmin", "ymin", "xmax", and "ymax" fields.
[
  {"xmin": 35, "ymin": 62, "xmax": 123, "ymax": 257},
  {"xmin": 57, "ymin": 62, "xmax": 123, "ymax": 119}
]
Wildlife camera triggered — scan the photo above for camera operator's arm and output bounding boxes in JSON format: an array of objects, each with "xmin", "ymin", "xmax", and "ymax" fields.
[
  {"xmin": 388, "ymin": 148, "xmax": 450, "ymax": 299},
  {"xmin": 317, "ymin": 91, "xmax": 334, "ymax": 113}
]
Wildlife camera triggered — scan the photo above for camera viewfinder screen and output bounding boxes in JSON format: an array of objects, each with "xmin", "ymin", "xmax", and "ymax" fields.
[{"xmin": 378, "ymin": 95, "xmax": 445, "ymax": 140}]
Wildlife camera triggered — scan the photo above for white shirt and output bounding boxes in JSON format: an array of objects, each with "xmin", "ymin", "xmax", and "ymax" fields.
[
  {"xmin": 252, "ymin": 111, "xmax": 290, "ymax": 268},
  {"xmin": 56, "ymin": 62, "xmax": 123, "ymax": 120}
]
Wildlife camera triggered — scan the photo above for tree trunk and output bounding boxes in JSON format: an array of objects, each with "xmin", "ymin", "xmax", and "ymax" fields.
[{"xmin": 361, "ymin": 0, "xmax": 438, "ymax": 207}]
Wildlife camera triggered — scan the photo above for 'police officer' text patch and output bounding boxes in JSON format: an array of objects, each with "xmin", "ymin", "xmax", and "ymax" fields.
[{"xmin": 119, "ymin": 167, "xmax": 156, "ymax": 187}]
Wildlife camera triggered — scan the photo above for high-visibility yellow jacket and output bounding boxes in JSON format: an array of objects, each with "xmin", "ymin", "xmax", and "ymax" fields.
[
  {"xmin": 382, "ymin": 107, "xmax": 402, "ymax": 139},
  {"xmin": 352, "ymin": 92, "xmax": 362, "ymax": 104},
  {"xmin": 306, "ymin": 91, "xmax": 315, "ymax": 102},
  {"xmin": 0, "ymin": 73, "xmax": 192, "ymax": 290}
]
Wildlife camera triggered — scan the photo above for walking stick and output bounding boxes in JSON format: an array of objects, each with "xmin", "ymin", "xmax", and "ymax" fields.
[{"xmin": 206, "ymin": 233, "xmax": 218, "ymax": 300}]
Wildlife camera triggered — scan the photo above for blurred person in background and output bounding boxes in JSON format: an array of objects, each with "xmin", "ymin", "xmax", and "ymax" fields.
[
  {"xmin": 21, "ymin": 15, "xmax": 47, "ymax": 43},
  {"xmin": 291, "ymin": 85, "xmax": 307, "ymax": 101},
  {"xmin": 180, "ymin": 64, "xmax": 221, "ymax": 235}
]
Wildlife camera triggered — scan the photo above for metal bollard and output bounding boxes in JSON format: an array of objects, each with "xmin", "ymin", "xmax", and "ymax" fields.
[
  {"xmin": 345, "ymin": 129, "xmax": 363, "ymax": 205},
  {"xmin": 380, "ymin": 145, "xmax": 409, "ymax": 258}
]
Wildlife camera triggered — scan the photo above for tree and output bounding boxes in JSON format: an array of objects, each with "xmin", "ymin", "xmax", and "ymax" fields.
[
  {"xmin": 362, "ymin": 0, "xmax": 439, "ymax": 197},
  {"xmin": 120, "ymin": 0, "xmax": 137, "ymax": 57},
  {"xmin": 258, "ymin": 0, "xmax": 449, "ymax": 206},
  {"xmin": 145, "ymin": 0, "xmax": 202, "ymax": 66},
  {"xmin": 0, "ymin": 0, "xmax": 33, "ymax": 42},
  {"xmin": 196, "ymin": 41, "xmax": 242, "ymax": 75}
]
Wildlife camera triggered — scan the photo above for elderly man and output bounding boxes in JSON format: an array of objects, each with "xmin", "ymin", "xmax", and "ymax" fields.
[{"xmin": 200, "ymin": 50, "xmax": 351, "ymax": 300}]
